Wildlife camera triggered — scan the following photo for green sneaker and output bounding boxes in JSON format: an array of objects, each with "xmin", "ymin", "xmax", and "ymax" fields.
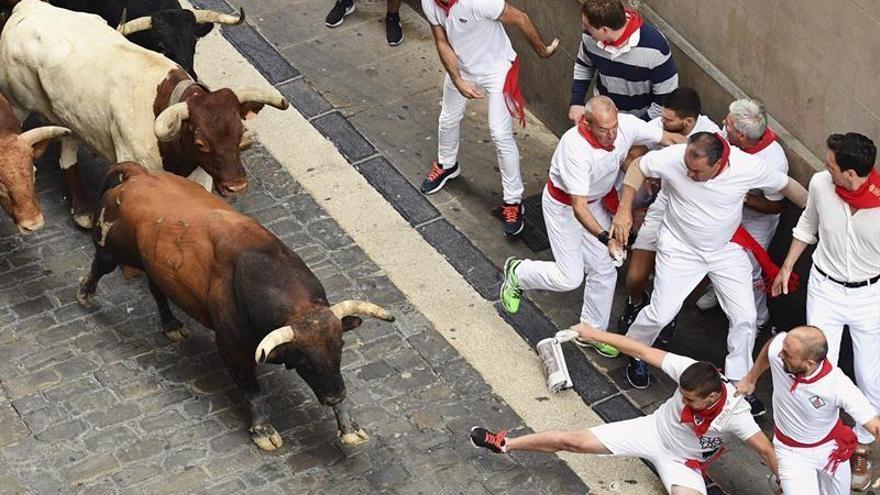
[
  {"xmin": 500, "ymin": 257, "xmax": 523, "ymax": 314},
  {"xmin": 575, "ymin": 338, "xmax": 620, "ymax": 358}
]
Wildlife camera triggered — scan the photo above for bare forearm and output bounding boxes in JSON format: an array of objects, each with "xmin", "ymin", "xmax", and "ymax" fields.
[
  {"xmin": 781, "ymin": 238, "xmax": 809, "ymax": 270},
  {"xmin": 782, "ymin": 178, "xmax": 808, "ymax": 209},
  {"xmin": 572, "ymin": 198, "xmax": 604, "ymax": 237},
  {"xmin": 744, "ymin": 341, "xmax": 772, "ymax": 384},
  {"xmin": 621, "ymin": 162, "xmax": 646, "ymax": 207},
  {"xmin": 745, "ymin": 194, "xmax": 785, "ymax": 214},
  {"xmin": 580, "ymin": 328, "xmax": 665, "ymax": 367},
  {"xmin": 515, "ymin": 14, "xmax": 548, "ymax": 57}
]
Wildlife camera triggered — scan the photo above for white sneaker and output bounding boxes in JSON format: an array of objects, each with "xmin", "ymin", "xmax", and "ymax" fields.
[{"xmin": 696, "ymin": 286, "xmax": 719, "ymax": 311}]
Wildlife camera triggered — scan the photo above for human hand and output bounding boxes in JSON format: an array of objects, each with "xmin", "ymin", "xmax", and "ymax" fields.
[
  {"xmin": 454, "ymin": 79, "xmax": 484, "ymax": 99},
  {"xmin": 608, "ymin": 239, "xmax": 626, "ymax": 267},
  {"xmin": 735, "ymin": 378, "xmax": 756, "ymax": 397},
  {"xmin": 610, "ymin": 209, "xmax": 632, "ymax": 245},
  {"xmin": 541, "ymin": 39, "xmax": 560, "ymax": 58},
  {"xmin": 771, "ymin": 265, "xmax": 793, "ymax": 297},
  {"xmin": 568, "ymin": 105, "xmax": 585, "ymax": 124}
]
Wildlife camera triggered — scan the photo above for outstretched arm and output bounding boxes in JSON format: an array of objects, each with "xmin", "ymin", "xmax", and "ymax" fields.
[
  {"xmin": 609, "ymin": 157, "xmax": 646, "ymax": 245},
  {"xmin": 745, "ymin": 432, "xmax": 779, "ymax": 477},
  {"xmin": 498, "ymin": 4, "xmax": 558, "ymax": 58},
  {"xmin": 736, "ymin": 339, "xmax": 772, "ymax": 396},
  {"xmin": 571, "ymin": 322, "xmax": 667, "ymax": 369},
  {"xmin": 781, "ymin": 177, "xmax": 807, "ymax": 209}
]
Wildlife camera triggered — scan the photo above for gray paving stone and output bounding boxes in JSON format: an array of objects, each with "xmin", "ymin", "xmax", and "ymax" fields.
[
  {"xmin": 278, "ymin": 77, "xmax": 332, "ymax": 119},
  {"xmin": 417, "ymin": 220, "xmax": 502, "ymax": 299},
  {"xmin": 0, "ymin": 402, "xmax": 30, "ymax": 448},
  {"xmin": 311, "ymin": 112, "xmax": 377, "ymax": 163},
  {"xmin": 592, "ymin": 395, "xmax": 643, "ymax": 424},
  {"xmin": 63, "ymin": 453, "xmax": 121, "ymax": 486},
  {"xmin": 354, "ymin": 156, "xmax": 441, "ymax": 226},
  {"xmin": 220, "ymin": 23, "xmax": 300, "ymax": 85}
]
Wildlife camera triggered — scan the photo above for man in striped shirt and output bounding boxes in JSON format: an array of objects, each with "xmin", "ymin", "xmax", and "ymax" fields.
[{"xmin": 569, "ymin": 0, "xmax": 678, "ymax": 123}]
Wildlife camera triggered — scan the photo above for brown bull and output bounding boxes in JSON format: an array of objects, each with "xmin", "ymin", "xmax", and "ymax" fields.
[
  {"xmin": 0, "ymin": 93, "xmax": 70, "ymax": 233},
  {"xmin": 77, "ymin": 163, "xmax": 394, "ymax": 450}
]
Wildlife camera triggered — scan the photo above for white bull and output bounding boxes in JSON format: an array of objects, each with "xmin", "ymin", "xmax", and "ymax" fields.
[{"xmin": 0, "ymin": 0, "xmax": 288, "ymax": 227}]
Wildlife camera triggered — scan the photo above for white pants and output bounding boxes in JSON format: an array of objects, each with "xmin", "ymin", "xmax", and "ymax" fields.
[
  {"xmin": 807, "ymin": 264, "xmax": 880, "ymax": 444},
  {"xmin": 516, "ymin": 188, "xmax": 616, "ymax": 328},
  {"xmin": 775, "ymin": 438, "xmax": 850, "ymax": 495},
  {"xmin": 437, "ymin": 68, "xmax": 523, "ymax": 204},
  {"xmin": 626, "ymin": 229, "xmax": 758, "ymax": 380},
  {"xmin": 592, "ymin": 416, "xmax": 707, "ymax": 494}
]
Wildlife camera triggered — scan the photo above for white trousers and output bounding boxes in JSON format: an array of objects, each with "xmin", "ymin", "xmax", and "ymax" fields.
[
  {"xmin": 806, "ymin": 264, "xmax": 880, "ymax": 444},
  {"xmin": 516, "ymin": 188, "xmax": 616, "ymax": 328},
  {"xmin": 775, "ymin": 439, "xmax": 850, "ymax": 495},
  {"xmin": 592, "ymin": 416, "xmax": 707, "ymax": 494},
  {"xmin": 626, "ymin": 229, "xmax": 758, "ymax": 380},
  {"xmin": 437, "ymin": 68, "xmax": 523, "ymax": 204}
]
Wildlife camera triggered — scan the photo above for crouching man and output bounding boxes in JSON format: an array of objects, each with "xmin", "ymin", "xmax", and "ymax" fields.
[{"xmin": 470, "ymin": 325, "xmax": 778, "ymax": 495}]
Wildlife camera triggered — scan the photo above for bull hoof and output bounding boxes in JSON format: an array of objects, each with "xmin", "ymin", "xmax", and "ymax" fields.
[
  {"xmin": 338, "ymin": 429, "xmax": 369, "ymax": 446},
  {"xmin": 71, "ymin": 210, "xmax": 93, "ymax": 229},
  {"xmin": 162, "ymin": 320, "xmax": 190, "ymax": 343},
  {"xmin": 76, "ymin": 277, "xmax": 95, "ymax": 307},
  {"xmin": 250, "ymin": 424, "xmax": 283, "ymax": 451}
]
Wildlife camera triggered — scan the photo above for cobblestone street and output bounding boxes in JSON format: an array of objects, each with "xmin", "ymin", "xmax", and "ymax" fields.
[{"xmin": 0, "ymin": 146, "xmax": 586, "ymax": 494}]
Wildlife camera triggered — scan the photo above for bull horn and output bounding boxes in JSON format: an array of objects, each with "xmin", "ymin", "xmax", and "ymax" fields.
[
  {"xmin": 329, "ymin": 301, "xmax": 395, "ymax": 322},
  {"xmin": 189, "ymin": 7, "xmax": 245, "ymax": 25},
  {"xmin": 255, "ymin": 325, "xmax": 294, "ymax": 364},
  {"xmin": 117, "ymin": 14, "xmax": 153, "ymax": 36},
  {"xmin": 19, "ymin": 126, "xmax": 71, "ymax": 147},
  {"xmin": 154, "ymin": 102, "xmax": 189, "ymax": 142},
  {"xmin": 232, "ymin": 87, "xmax": 289, "ymax": 111}
]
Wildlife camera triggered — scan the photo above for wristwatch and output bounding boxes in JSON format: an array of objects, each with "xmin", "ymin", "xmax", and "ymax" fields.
[{"xmin": 597, "ymin": 230, "xmax": 610, "ymax": 246}]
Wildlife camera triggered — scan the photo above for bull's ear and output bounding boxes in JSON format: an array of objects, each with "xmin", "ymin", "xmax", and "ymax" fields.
[
  {"xmin": 195, "ymin": 22, "xmax": 214, "ymax": 37},
  {"xmin": 341, "ymin": 316, "xmax": 363, "ymax": 332}
]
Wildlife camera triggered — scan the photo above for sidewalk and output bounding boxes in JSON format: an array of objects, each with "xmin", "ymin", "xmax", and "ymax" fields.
[{"xmin": 201, "ymin": 0, "xmax": 880, "ymax": 493}]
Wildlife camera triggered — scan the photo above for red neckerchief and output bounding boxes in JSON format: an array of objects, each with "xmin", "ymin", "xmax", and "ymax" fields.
[
  {"xmin": 606, "ymin": 9, "xmax": 644, "ymax": 48},
  {"xmin": 835, "ymin": 169, "xmax": 880, "ymax": 209},
  {"xmin": 503, "ymin": 57, "xmax": 526, "ymax": 128},
  {"xmin": 741, "ymin": 128, "xmax": 778, "ymax": 154},
  {"xmin": 434, "ymin": 0, "xmax": 458, "ymax": 17},
  {"xmin": 711, "ymin": 132, "xmax": 730, "ymax": 178},
  {"xmin": 789, "ymin": 359, "xmax": 832, "ymax": 393},
  {"xmin": 680, "ymin": 385, "xmax": 727, "ymax": 437},
  {"xmin": 578, "ymin": 116, "xmax": 614, "ymax": 151}
]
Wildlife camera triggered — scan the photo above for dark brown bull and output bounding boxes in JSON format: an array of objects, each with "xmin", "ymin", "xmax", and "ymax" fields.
[
  {"xmin": 0, "ymin": 93, "xmax": 70, "ymax": 233},
  {"xmin": 76, "ymin": 163, "xmax": 393, "ymax": 450}
]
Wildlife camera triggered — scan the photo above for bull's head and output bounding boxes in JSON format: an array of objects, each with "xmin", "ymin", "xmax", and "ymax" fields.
[
  {"xmin": 153, "ymin": 87, "xmax": 288, "ymax": 196},
  {"xmin": 117, "ymin": 8, "xmax": 245, "ymax": 80},
  {"xmin": 0, "ymin": 125, "xmax": 71, "ymax": 234},
  {"xmin": 254, "ymin": 300, "xmax": 395, "ymax": 444}
]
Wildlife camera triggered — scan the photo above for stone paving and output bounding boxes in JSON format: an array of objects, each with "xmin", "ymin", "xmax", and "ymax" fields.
[{"xmin": 0, "ymin": 146, "xmax": 587, "ymax": 494}]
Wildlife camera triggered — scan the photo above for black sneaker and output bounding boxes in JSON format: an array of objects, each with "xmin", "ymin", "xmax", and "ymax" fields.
[
  {"xmin": 420, "ymin": 161, "xmax": 460, "ymax": 195},
  {"xmin": 626, "ymin": 357, "xmax": 651, "ymax": 389},
  {"xmin": 385, "ymin": 13, "xmax": 404, "ymax": 46},
  {"xmin": 501, "ymin": 203, "xmax": 524, "ymax": 236},
  {"xmin": 758, "ymin": 323, "xmax": 779, "ymax": 336},
  {"xmin": 656, "ymin": 318, "xmax": 677, "ymax": 347},
  {"xmin": 744, "ymin": 394, "xmax": 766, "ymax": 417},
  {"xmin": 617, "ymin": 293, "xmax": 649, "ymax": 333},
  {"xmin": 325, "ymin": 0, "xmax": 355, "ymax": 27},
  {"xmin": 469, "ymin": 426, "xmax": 508, "ymax": 453}
]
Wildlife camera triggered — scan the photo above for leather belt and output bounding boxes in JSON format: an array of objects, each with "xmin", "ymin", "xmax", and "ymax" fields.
[{"xmin": 815, "ymin": 266, "xmax": 880, "ymax": 288}]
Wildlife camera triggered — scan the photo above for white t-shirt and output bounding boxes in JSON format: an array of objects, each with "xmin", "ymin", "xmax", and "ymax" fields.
[
  {"xmin": 639, "ymin": 144, "xmax": 790, "ymax": 252},
  {"xmin": 768, "ymin": 333, "xmax": 877, "ymax": 444},
  {"xmin": 740, "ymin": 141, "xmax": 789, "ymax": 243},
  {"xmin": 653, "ymin": 354, "xmax": 761, "ymax": 460},
  {"xmin": 422, "ymin": 0, "xmax": 516, "ymax": 77},
  {"xmin": 549, "ymin": 113, "xmax": 663, "ymax": 201}
]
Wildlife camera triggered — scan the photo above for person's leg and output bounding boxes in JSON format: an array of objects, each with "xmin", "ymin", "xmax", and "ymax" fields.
[
  {"xmin": 421, "ymin": 74, "xmax": 467, "ymax": 194},
  {"xmin": 706, "ymin": 244, "xmax": 758, "ymax": 382},
  {"xmin": 847, "ymin": 283, "xmax": 880, "ymax": 446},
  {"xmin": 776, "ymin": 445, "xmax": 822, "ymax": 495},
  {"xmin": 653, "ymin": 460, "xmax": 707, "ymax": 495},
  {"xmin": 512, "ymin": 192, "xmax": 584, "ymax": 291},
  {"xmin": 805, "ymin": 266, "xmax": 847, "ymax": 365},
  {"xmin": 577, "ymin": 204, "xmax": 620, "ymax": 357},
  {"xmin": 505, "ymin": 429, "xmax": 610, "ymax": 454},
  {"xmin": 482, "ymin": 68, "xmax": 524, "ymax": 211},
  {"xmin": 384, "ymin": 0, "xmax": 403, "ymax": 46}
]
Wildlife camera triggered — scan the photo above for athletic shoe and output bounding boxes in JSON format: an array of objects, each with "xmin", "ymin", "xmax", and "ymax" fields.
[
  {"xmin": 325, "ymin": 0, "xmax": 355, "ymax": 27},
  {"xmin": 626, "ymin": 357, "xmax": 651, "ymax": 389},
  {"xmin": 500, "ymin": 257, "xmax": 523, "ymax": 314},
  {"xmin": 469, "ymin": 426, "xmax": 508, "ymax": 453},
  {"xmin": 501, "ymin": 203, "xmax": 524, "ymax": 236},
  {"xmin": 744, "ymin": 394, "xmax": 767, "ymax": 417},
  {"xmin": 420, "ymin": 161, "xmax": 460, "ymax": 195},
  {"xmin": 575, "ymin": 338, "xmax": 620, "ymax": 358},
  {"xmin": 850, "ymin": 449, "xmax": 872, "ymax": 491},
  {"xmin": 656, "ymin": 318, "xmax": 677, "ymax": 347},
  {"xmin": 617, "ymin": 293, "xmax": 650, "ymax": 333},
  {"xmin": 696, "ymin": 286, "xmax": 719, "ymax": 311},
  {"xmin": 758, "ymin": 323, "xmax": 779, "ymax": 336},
  {"xmin": 385, "ymin": 13, "xmax": 404, "ymax": 46}
]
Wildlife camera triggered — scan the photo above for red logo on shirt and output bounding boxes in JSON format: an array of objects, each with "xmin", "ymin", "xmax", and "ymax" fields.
[{"xmin": 809, "ymin": 396, "xmax": 826, "ymax": 409}]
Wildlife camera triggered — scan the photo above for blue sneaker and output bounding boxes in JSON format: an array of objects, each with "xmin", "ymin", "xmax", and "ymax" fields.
[
  {"xmin": 626, "ymin": 358, "xmax": 651, "ymax": 389},
  {"xmin": 420, "ymin": 161, "xmax": 460, "ymax": 195},
  {"xmin": 500, "ymin": 203, "xmax": 524, "ymax": 236}
]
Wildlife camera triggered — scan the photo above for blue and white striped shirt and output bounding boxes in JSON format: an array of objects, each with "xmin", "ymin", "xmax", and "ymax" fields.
[{"xmin": 571, "ymin": 22, "xmax": 678, "ymax": 120}]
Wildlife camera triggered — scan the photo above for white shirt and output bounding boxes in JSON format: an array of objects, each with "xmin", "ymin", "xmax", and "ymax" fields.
[
  {"xmin": 639, "ymin": 144, "xmax": 790, "ymax": 252},
  {"xmin": 422, "ymin": 0, "xmax": 516, "ymax": 77},
  {"xmin": 793, "ymin": 170, "xmax": 880, "ymax": 282},
  {"xmin": 549, "ymin": 113, "xmax": 663, "ymax": 201},
  {"xmin": 740, "ymin": 141, "xmax": 789, "ymax": 243},
  {"xmin": 653, "ymin": 354, "xmax": 761, "ymax": 460},
  {"xmin": 768, "ymin": 333, "xmax": 877, "ymax": 444}
]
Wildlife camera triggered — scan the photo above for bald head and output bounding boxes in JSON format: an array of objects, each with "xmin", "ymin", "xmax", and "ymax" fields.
[
  {"xmin": 786, "ymin": 326, "xmax": 828, "ymax": 362},
  {"xmin": 584, "ymin": 95, "xmax": 617, "ymax": 123}
]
